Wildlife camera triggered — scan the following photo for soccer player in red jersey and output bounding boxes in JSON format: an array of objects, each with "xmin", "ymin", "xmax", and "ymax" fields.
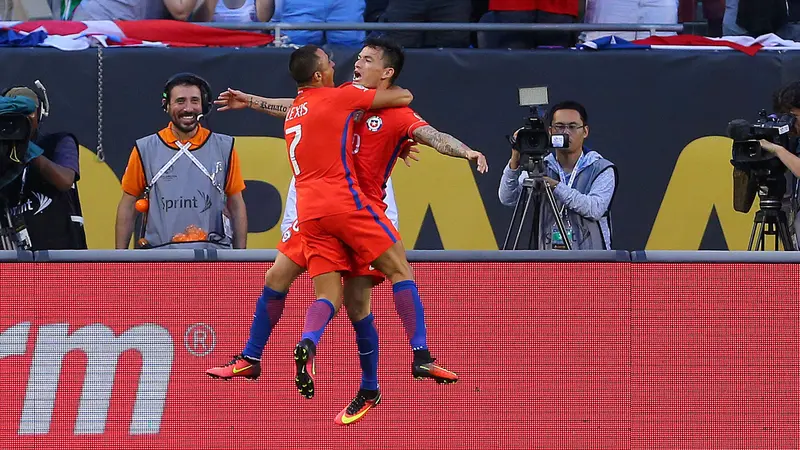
[
  {"xmin": 320, "ymin": 38, "xmax": 488, "ymax": 425},
  {"xmin": 283, "ymin": 43, "xmax": 485, "ymax": 424},
  {"xmin": 208, "ymin": 40, "xmax": 487, "ymax": 425}
]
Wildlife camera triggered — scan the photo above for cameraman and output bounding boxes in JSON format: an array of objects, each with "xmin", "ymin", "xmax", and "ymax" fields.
[
  {"xmin": 756, "ymin": 81, "xmax": 800, "ymax": 247},
  {"xmin": 0, "ymin": 85, "xmax": 87, "ymax": 250},
  {"xmin": 498, "ymin": 101, "xmax": 618, "ymax": 250},
  {"xmin": 760, "ymin": 81, "xmax": 800, "ymax": 176}
]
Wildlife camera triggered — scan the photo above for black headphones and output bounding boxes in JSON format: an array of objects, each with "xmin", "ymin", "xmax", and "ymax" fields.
[
  {"xmin": 1, "ymin": 80, "xmax": 50, "ymax": 122},
  {"xmin": 162, "ymin": 72, "xmax": 213, "ymax": 117}
]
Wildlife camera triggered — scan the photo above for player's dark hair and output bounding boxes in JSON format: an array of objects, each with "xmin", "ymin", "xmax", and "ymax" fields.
[
  {"xmin": 547, "ymin": 101, "xmax": 589, "ymax": 126},
  {"xmin": 363, "ymin": 36, "xmax": 405, "ymax": 84},
  {"xmin": 289, "ymin": 45, "xmax": 322, "ymax": 85}
]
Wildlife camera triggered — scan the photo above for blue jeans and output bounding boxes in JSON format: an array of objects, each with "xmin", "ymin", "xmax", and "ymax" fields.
[
  {"xmin": 282, "ymin": 0, "xmax": 366, "ymax": 47},
  {"xmin": 722, "ymin": 0, "xmax": 747, "ymax": 36}
]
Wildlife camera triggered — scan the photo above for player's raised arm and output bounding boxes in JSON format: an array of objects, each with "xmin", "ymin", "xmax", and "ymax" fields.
[
  {"xmin": 412, "ymin": 125, "xmax": 488, "ymax": 173},
  {"xmin": 370, "ymin": 85, "xmax": 413, "ymax": 109},
  {"xmin": 215, "ymin": 88, "xmax": 294, "ymax": 119}
]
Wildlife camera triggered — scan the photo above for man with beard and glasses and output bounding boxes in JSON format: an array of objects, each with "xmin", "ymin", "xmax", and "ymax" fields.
[{"xmin": 115, "ymin": 73, "xmax": 248, "ymax": 249}]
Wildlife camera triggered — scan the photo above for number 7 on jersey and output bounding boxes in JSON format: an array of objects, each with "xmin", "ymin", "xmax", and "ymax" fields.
[{"xmin": 286, "ymin": 124, "xmax": 302, "ymax": 176}]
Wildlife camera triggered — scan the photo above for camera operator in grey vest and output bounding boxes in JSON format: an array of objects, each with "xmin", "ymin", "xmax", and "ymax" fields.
[
  {"xmin": 498, "ymin": 101, "xmax": 618, "ymax": 250},
  {"xmin": 0, "ymin": 83, "xmax": 87, "ymax": 250},
  {"xmin": 114, "ymin": 73, "xmax": 248, "ymax": 250}
]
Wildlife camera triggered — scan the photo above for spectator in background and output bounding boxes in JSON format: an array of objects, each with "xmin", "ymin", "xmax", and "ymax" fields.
[
  {"xmin": 679, "ymin": 0, "xmax": 723, "ymax": 37},
  {"xmin": 722, "ymin": 0, "xmax": 747, "ymax": 36},
  {"xmin": 192, "ymin": 0, "xmax": 274, "ymax": 22},
  {"xmin": 270, "ymin": 0, "xmax": 283, "ymax": 20},
  {"xmin": 583, "ymin": 0, "xmax": 678, "ymax": 42},
  {"xmin": 724, "ymin": 0, "xmax": 800, "ymax": 40},
  {"xmin": 365, "ymin": 0, "xmax": 387, "ymax": 22},
  {"xmin": 379, "ymin": 0, "xmax": 472, "ymax": 48},
  {"xmin": 72, "ymin": 0, "xmax": 205, "ymax": 21},
  {"xmin": 1, "ymin": 84, "xmax": 87, "ymax": 250},
  {"xmin": 280, "ymin": 0, "xmax": 366, "ymax": 47},
  {"xmin": 478, "ymin": 0, "xmax": 578, "ymax": 49}
]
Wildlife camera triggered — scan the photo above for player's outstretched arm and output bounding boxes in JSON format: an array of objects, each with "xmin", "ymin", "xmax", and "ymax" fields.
[
  {"xmin": 412, "ymin": 125, "xmax": 489, "ymax": 173},
  {"xmin": 370, "ymin": 86, "xmax": 413, "ymax": 110},
  {"xmin": 215, "ymin": 88, "xmax": 293, "ymax": 119}
]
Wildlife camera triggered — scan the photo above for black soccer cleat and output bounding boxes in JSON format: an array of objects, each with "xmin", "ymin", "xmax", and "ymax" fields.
[
  {"xmin": 412, "ymin": 357, "xmax": 459, "ymax": 384},
  {"xmin": 294, "ymin": 339, "xmax": 316, "ymax": 399}
]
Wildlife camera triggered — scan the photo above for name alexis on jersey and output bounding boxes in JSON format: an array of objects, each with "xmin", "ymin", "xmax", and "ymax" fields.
[{"xmin": 286, "ymin": 102, "xmax": 309, "ymax": 121}]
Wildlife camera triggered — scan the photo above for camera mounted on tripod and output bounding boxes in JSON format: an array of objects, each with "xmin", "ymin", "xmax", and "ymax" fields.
[
  {"xmin": 509, "ymin": 86, "xmax": 569, "ymax": 175},
  {"xmin": 727, "ymin": 110, "xmax": 796, "ymax": 250},
  {"xmin": 502, "ymin": 86, "xmax": 574, "ymax": 250},
  {"xmin": 728, "ymin": 110, "xmax": 794, "ymax": 213}
]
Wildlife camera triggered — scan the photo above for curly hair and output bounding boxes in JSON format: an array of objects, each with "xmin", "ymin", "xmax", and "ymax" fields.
[{"xmin": 773, "ymin": 81, "xmax": 800, "ymax": 113}]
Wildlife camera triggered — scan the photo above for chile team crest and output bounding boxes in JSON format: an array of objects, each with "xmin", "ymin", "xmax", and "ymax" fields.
[{"xmin": 366, "ymin": 115, "xmax": 383, "ymax": 132}]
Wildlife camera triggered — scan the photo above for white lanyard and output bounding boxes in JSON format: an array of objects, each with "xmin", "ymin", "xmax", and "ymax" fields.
[
  {"xmin": 556, "ymin": 152, "xmax": 585, "ymax": 190},
  {"xmin": 149, "ymin": 141, "xmax": 224, "ymax": 194},
  {"xmin": 555, "ymin": 152, "xmax": 585, "ymax": 218}
]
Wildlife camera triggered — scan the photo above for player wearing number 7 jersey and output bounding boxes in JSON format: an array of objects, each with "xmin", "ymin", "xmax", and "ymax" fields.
[{"xmin": 283, "ymin": 44, "xmax": 469, "ymax": 421}]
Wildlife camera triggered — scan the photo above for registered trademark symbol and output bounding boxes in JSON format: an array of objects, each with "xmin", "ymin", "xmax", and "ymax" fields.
[{"xmin": 184, "ymin": 323, "xmax": 216, "ymax": 357}]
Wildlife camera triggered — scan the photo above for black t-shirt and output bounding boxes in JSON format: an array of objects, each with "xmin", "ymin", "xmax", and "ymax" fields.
[{"xmin": 737, "ymin": 0, "xmax": 790, "ymax": 35}]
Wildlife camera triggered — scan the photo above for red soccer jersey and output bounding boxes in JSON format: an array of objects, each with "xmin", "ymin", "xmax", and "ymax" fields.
[
  {"xmin": 284, "ymin": 84, "xmax": 377, "ymax": 222},
  {"xmin": 352, "ymin": 107, "xmax": 428, "ymax": 211}
]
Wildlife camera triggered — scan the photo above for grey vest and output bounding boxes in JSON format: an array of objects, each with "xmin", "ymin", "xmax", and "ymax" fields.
[
  {"xmin": 136, "ymin": 132, "xmax": 234, "ymax": 249},
  {"xmin": 539, "ymin": 158, "xmax": 617, "ymax": 250}
]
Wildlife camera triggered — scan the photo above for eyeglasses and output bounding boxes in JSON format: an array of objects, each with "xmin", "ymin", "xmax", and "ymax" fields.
[{"xmin": 551, "ymin": 123, "xmax": 585, "ymax": 133}]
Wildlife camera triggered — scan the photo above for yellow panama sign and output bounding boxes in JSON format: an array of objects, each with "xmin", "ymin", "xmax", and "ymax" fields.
[
  {"xmin": 77, "ymin": 135, "xmax": 771, "ymax": 251},
  {"xmin": 76, "ymin": 137, "xmax": 498, "ymax": 250},
  {"xmin": 647, "ymin": 136, "xmax": 766, "ymax": 250}
]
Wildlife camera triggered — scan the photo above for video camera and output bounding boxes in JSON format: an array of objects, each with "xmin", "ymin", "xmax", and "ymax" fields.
[
  {"xmin": 510, "ymin": 86, "xmax": 569, "ymax": 174},
  {"xmin": 727, "ymin": 110, "xmax": 795, "ymax": 214},
  {"xmin": 0, "ymin": 113, "xmax": 32, "ymax": 179}
]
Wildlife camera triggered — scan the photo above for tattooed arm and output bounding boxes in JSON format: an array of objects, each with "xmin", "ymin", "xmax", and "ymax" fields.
[
  {"xmin": 248, "ymin": 95, "xmax": 293, "ymax": 119},
  {"xmin": 215, "ymin": 88, "xmax": 292, "ymax": 119},
  {"xmin": 411, "ymin": 125, "xmax": 488, "ymax": 172}
]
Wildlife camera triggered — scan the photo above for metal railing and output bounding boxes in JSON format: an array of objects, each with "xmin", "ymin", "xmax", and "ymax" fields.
[
  {"xmin": 5, "ymin": 249, "xmax": 800, "ymax": 263},
  {"xmin": 196, "ymin": 21, "xmax": 686, "ymax": 43}
]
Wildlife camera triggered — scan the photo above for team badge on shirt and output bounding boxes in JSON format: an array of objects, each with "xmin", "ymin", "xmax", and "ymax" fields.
[{"xmin": 366, "ymin": 116, "xmax": 383, "ymax": 132}]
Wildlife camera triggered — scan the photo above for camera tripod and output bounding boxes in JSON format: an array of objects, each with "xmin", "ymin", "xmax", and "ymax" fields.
[
  {"xmin": 747, "ymin": 195, "xmax": 794, "ymax": 251},
  {"xmin": 502, "ymin": 164, "xmax": 571, "ymax": 250}
]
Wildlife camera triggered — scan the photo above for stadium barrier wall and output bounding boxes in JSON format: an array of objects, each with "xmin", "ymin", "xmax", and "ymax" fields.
[
  {"xmin": 4, "ymin": 48, "xmax": 800, "ymax": 252},
  {"xmin": 1, "ymin": 250, "xmax": 797, "ymax": 449}
]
